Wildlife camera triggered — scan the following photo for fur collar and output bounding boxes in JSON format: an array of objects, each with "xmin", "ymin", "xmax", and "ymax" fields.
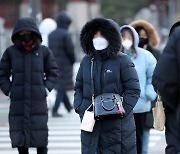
[
  {"xmin": 80, "ymin": 18, "xmax": 121, "ymax": 57},
  {"xmin": 130, "ymin": 20, "xmax": 160, "ymax": 47}
]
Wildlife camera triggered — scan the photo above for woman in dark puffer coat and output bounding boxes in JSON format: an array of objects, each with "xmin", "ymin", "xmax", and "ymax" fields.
[
  {"xmin": 0, "ymin": 17, "xmax": 58, "ymax": 154},
  {"xmin": 74, "ymin": 18, "xmax": 141, "ymax": 154}
]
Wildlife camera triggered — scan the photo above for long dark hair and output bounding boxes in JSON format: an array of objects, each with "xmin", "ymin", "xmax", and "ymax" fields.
[{"xmin": 121, "ymin": 28, "xmax": 137, "ymax": 58}]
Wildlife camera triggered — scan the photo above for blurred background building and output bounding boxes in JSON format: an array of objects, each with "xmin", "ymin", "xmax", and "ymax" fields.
[{"xmin": 0, "ymin": 0, "xmax": 180, "ymax": 60}]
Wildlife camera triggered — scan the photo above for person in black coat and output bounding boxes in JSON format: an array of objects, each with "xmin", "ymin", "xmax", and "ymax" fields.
[
  {"xmin": 49, "ymin": 12, "xmax": 75, "ymax": 117},
  {"xmin": 0, "ymin": 17, "xmax": 58, "ymax": 154},
  {"xmin": 74, "ymin": 18, "xmax": 141, "ymax": 154},
  {"xmin": 152, "ymin": 21, "xmax": 180, "ymax": 154}
]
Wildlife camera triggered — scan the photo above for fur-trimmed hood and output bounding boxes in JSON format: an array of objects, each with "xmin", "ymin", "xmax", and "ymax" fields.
[
  {"xmin": 80, "ymin": 18, "xmax": 121, "ymax": 56},
  {"xmin": 130, "ymin": 20, "xmax": 160, "ymax": 47}
]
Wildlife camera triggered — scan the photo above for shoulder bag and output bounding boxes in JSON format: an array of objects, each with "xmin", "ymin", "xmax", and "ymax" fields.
[
  {"xmin": 80, "ymin": 103, "xmax": 95, "ymax": 132},
  {"xmin": 91, "ymin": 58, "xmax": 126, "ymax": 120},
  {"xmin": 152, "ymin": 95, "xmax": 165, "ymax": 131}
]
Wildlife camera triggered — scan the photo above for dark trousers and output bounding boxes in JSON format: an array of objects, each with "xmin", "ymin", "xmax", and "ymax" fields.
[
  {"xmin": 18, "ymin": 147, "xmax": 48, "ymax": 154},
  {"xmin": 165, "ymin": 109, "xmax": 180, "ymax": 154},
  {"xmin": 134, "ymin": 112, "xmax": 146, "ymax": 154},
  {"xmin": 52, "ymin": 89, "xmax": 72, "ymax": 113}
]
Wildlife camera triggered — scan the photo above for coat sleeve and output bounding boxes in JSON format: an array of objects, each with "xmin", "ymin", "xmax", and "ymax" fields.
[
  {"xmin": 64, "ymin": 33, "xmax": 76, "ymax": 64},
  {"xmin": 120, "ymin": 55, "xmax": 141, "ymax": 115},
  {"xmin": 44, "ymin": 47, "xmax": 59, "ymax": 91},
  {"xmin": 73, "ymin": 58, "xmax": 84, "ymax": 114},
  {"xmin": 0, "ymin": 48, "xmax": 12, "ymax": 96},
  {"xmin": 145, "ymin": 52, "xmax": 157, "ymax": 101}
]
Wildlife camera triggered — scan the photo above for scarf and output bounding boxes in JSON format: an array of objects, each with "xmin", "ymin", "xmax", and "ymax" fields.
[{"xmin": 21, "ymin": 39, "xmax": 34, "ymax": 51}]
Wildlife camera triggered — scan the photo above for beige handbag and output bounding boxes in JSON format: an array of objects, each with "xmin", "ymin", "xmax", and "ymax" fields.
[
  {"xmin": 80, "ymin": 103, "xmax": 95, "ymax": 132},
  {"xmin": 152, "ymin": 96, "xmax": 165, "ymax": 131}
]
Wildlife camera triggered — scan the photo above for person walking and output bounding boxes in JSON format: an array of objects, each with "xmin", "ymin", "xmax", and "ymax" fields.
[
  {"xmin": 74, "ymin": 18, "xmax": 141, "ymax": 154},
  {"xmin": 152, "ymin": 21, "xmax": 180, "ymax": 154},
  {"xmin": 0, "ymin": 17, "xmax": 58, "ymax": 154},
  {"xmin": 130, "ymin": 20, "xmax": 161, "ymax": 154},
  {"xmin": 120, "ymin": 25, "xmax": 157, "ymax": 154},
  {"xmin": 48, "ymin": 12, "xmax": 75, "ymax": 117},
  {"xmin": 130, "ymin": 20, "xmax": 161, "ymax": 59}
]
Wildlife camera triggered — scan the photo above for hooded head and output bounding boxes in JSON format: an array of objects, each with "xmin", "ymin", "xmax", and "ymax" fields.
[
  {"xmin": 11, "ymin": 17, "xmax": 42, "ymax": 44},
  {"xmin": 130, "ymin": 20, "xmax": 160, "ymax": 47},
  {"xmin": 120, "ymin": 25, "xmax": 139, "ymax": 47},
  {"xmin": 169, "ymin": 21, "xmax": 180, "ymax": 37},
  {"xmin": 80, "ymin": 18, "xmax": 122, "ymax": 56},
  {"xmin": 120, "ymin": 25, "xmax": 140, "ymax": 58},
  {"xmin": 55, "ymin": 12, "xmax": 71, "ymax": 29}
]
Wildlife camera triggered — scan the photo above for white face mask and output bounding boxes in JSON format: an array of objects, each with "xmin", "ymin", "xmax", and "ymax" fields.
[
  {"xmin": 122, "ymin": 40, "xmax": 133, "ymax": 50},
  {"xmin": 93, "ymin": 37, "xmax": 109, "ymax": 50}
]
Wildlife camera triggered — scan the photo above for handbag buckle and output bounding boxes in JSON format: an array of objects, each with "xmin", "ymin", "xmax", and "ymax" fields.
[{"xmin": 101, "ymin": 96, "xmax": 116, "ymax": 111}]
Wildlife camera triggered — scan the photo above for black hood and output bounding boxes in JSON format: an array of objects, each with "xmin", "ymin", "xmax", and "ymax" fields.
[
  {"xmin": 56, "ymin": 12, "xmax": 71, "ymax": 29},
  {"xmin": 11, "ymin": 17, "xmax": 42, "ymax": 43},
  {"xmin": 80, "ymin": 18, "xmax": 122, "ymax": 56},
  {"xmin": 169, "ymin": 21, "xmax": 180, "ymax": 37}
]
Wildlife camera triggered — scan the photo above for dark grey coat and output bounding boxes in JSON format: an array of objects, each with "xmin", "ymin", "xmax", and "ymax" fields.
[
  {"xmin": 74, "ymin": 18, "xmax": 141, "ymax": 154},
  {"xmin": 48, "ymin": 12, "xmax": 75, "ymax": 91},
  {"xmin": 152, "ymin": 21, "xmax": 180, "ymax": 154},
  {"xmin": 153, "ymin": 24, "xmax": 180, "ymax": 124},
  {"xmin": 152, "ymin": 26, "xmax": 180, "ymax": 111},
  {"xmin": 0, "ymin": 17, "xmax": 58, "ymax": 148}
]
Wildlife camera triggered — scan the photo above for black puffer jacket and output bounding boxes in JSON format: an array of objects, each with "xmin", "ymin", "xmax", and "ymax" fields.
[
  {"xmin": 48, "ymin": 12, "xmax": 75, "ymax": 91},
  {"xmin": 152, "ymin": 23, "xmax": 180, "ymax": 123},
  {"xmin": 74, "ymin": 18, "xmax": 141, "ymax": 154},
  {"xmin": 0, "ymin": 17, "xmax": 58, "ymax": 148}
]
